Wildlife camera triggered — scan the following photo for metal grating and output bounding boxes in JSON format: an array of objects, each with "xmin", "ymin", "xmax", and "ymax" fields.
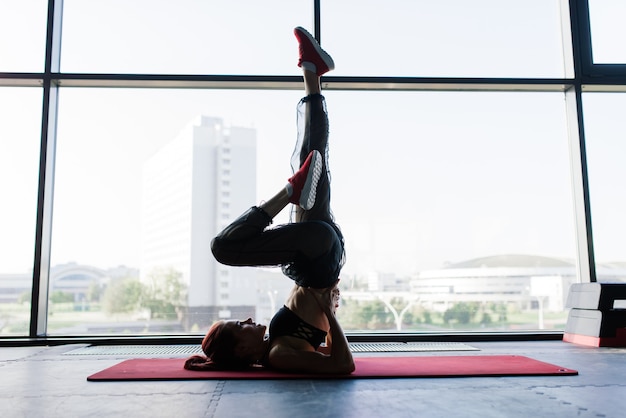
[
  {"xmin": 63, "ymin": 342, "xmax": 477, "ymax": 356},
  {"xmin": 63, "ymin": 345, "xmax": 203, "ymax": 356},
  {"xmin": 349, "ymin": 342, "xmax": 478, "ymax": 353}
]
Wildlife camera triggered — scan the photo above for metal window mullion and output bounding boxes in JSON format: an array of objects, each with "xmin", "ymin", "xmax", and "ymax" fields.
[
  {"xmin": 574, "ymin": 0, "xmax": 594, "ymax": 76},
  {"xmin": 560, "ymin": 0, "xmax": 576, "ymax": 79},
  {"xmin": 30, "ymin": 0, "xmax": 63, "ymax": 337},
  {"xmin": 564, "ymin": 86, "xmax": 596, "ymax": 283},
  {"xmin": 313, "ymin": 0, "xmax": 321, "ymax": 42},
  {"xmin": 563, "ymin": 0, "xmax": 597, "ymax": 284}
]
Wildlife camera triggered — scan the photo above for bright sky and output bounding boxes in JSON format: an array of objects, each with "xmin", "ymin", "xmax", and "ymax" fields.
[{"xmin": 1, "ymin": 0, "xmax": 625, "ymax": 276}]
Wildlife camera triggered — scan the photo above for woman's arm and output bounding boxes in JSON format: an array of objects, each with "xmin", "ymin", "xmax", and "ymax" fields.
[
  {"xmin": 317, "ymin": 285, "xmax": 339, "ymax": 355},
  {"xmin": 267, "ymin": 284, "xmax": 355, "ymax": 374},
  {"xmin": 321, "ymin": 292, "xmax": 355, "ymax": 372},
  {"xmin": 317, "ymin": 333, "xmax": 332, "ymax": 355}
]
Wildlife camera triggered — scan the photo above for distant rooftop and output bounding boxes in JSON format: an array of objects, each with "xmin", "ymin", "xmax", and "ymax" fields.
[{"xmin": 447, "ymin": 254, "xmax": 575, "ymax": 269}]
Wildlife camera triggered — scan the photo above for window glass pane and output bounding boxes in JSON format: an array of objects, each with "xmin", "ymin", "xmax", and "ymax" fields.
[
  {"xmin": 329, "ymin": 91, "xmax": 576, "ymax": 332},
  {"xmin": 60, "ymin": 0, "xmax": 311, "ymax": 74},
  {"xmin": 0, "ymin": 0, "xmax": 48, "ymax": 72},
  {"xmin": 49, "ymin": 88, "xmax": 303, "ymax": 334},
  {"xmin": 324, "ymin": 0, "xmax": 566, "ymax": 78},
  {"xmin": 588, "ymin": 0, "xmax": 626, "ymax": 64},
  {"xmin": 49, "ymin": 88, "xmax": 575, "ymax": 334},
  {"xmin": 583, "ymin": 93, "xmax": 626, "ymax": 282},
  {"xmin": 0, "ymin": 87, "xmax": 42, "ymax": 335}
]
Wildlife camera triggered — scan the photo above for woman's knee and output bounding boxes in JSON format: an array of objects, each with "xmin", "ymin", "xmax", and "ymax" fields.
[{"xmin": 211, "ymin": 237, "xmax": 237, "ymax": 265}]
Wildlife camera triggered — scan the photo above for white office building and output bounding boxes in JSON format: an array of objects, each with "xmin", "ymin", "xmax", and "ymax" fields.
[
  {"xmin": 411, "ymin": 254, "xmax": 580, "ymax": 313},
  {"xmin": 141, "ymin": 116, "xmax": 258, "ymax": 327}
]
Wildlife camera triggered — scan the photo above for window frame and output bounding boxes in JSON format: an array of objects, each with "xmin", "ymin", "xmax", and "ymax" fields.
[
  {"xmin": 575, "ymin": 0, "xmax": 626, "ymax": 80},
  {"xmin": 2, "ymin": 0, "xmax": 625, "ymax": 343}
]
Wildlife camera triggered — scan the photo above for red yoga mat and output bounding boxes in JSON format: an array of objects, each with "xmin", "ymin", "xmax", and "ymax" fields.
[{"xmin": 87, "ymin": 355, "xmax": 577, "ymax": 381}]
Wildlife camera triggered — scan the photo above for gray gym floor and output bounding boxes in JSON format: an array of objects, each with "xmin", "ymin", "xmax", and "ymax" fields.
[{"xmin": 1, "ymin": 340, "xmax": 624, "ymax": 417}]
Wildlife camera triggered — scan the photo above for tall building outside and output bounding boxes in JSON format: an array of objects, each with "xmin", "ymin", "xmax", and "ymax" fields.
[{"xmin": 141, "ymin": 116, "xmax": 259, "ymax": 330}]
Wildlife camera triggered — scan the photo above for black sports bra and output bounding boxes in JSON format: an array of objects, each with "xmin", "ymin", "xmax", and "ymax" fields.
[{"xmin": 269, "ymin": 306, "xmax": 327, "ymax": 350}]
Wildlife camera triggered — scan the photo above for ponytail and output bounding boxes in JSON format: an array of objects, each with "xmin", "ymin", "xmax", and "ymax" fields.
[{"xmin": 184, "ymin": 355, "xmax": 219, "ymax": 371}]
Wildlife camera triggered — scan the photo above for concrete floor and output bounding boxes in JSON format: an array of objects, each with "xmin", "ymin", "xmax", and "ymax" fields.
[{"xmin": 0, "ymin": 340, "xmax": 624, "ymax": 418}]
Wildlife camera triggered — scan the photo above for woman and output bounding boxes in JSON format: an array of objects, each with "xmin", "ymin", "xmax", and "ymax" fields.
[{"xmin": 184, "ymin": 27, "xmax": 354, "ymax": 374}]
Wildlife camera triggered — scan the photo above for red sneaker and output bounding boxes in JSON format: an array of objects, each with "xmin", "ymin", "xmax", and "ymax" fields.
[
  {"xmin": 294, "ymin": 26, "xmax": 335, "ymax": 76},
  {"xmin": 288, "ymin": 150, "xmax": 322, "ymax": 210}
]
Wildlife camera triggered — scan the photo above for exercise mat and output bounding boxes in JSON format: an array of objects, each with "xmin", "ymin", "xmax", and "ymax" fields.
[{"xmin": 88, "ymin": 355, "xmax": 577, "ymax": 381}]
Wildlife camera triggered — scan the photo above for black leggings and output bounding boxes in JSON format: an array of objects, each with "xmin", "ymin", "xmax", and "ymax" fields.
[{"xmin": 211, "ymin": 94, "xmax": 345, "ymax": 288}]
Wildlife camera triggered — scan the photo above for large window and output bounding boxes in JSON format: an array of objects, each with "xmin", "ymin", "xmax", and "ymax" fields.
[
  {"xmin": 588, "ymin": 0, "xmax": 626, "ymax": 64},
  {"xmin": 61, "ymin": 0, "xmax": 311, "ymax": 74},
  {"xmin": 0, "ymin": 88, "xmax": 42, "ymax": 335},
  {"xmin": 2, "ymin": 0, "xmax": 625, "ymax": 339},
  {"xmin": 47, "ymin": 88, "xmax": 301, "ymax": 334},
  {"xmin": 0, "ymin": 0, "xmax": 48, "ymax": 72},
  {"xmin": 324, "ymin": 0, "xmax": 567, "ymax": 78},
  {"xmin": 330, "ymin": 91, "xmax": 575, "ymax": 332},
  {"xmin": 583, "ymin": 93, "xmax": 626, "ymax": 282}
]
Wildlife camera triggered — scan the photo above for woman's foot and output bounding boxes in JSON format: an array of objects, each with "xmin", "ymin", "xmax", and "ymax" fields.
[
  {"xmin": 294, "ymin": 26, "xmax": 335, "ymax": 76},
  {"xmin": 287, "ymin": 150, "xmax": 322, "ymax": 210}
]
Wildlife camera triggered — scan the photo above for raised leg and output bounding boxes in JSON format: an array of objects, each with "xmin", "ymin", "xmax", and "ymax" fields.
[
  {"xmin": 210, "ymin": 27, "xmax": 345, "ymax": 288},
  {"xmin": 291, "ymin": 27, "xmax": 335, "ymax": 224}
]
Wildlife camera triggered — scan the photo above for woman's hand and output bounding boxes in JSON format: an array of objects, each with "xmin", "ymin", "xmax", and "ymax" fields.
[{"xmin": 331, "ymin": 285, "xmax": 340, "ymax": 313}]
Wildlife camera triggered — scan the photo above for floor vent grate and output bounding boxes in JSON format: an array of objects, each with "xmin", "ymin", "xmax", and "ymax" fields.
[
  {"xmin": 349, "ymin": 342, "xmax": 478, "ymax": 353},
  {"xmin": 63, "ymin": 342, "xmax": 477, "ymax": 356},
  {"xmin": 63, "ymin": 345, "xmax": 203, "ymax": 356}
]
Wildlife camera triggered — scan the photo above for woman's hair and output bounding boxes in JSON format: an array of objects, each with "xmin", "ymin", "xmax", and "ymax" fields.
[{"xmin": 184, "ymin": 321, "xmax": 251, "ymax": 371}]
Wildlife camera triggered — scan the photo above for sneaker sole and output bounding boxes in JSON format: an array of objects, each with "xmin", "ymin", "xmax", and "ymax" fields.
[
  {"xmin": 294, "ymin": 26, "xmax": 335, "ymax": 73},
  {"xmin": 300, "ymin": 150, "xmax": 323, "ymax": 210}
]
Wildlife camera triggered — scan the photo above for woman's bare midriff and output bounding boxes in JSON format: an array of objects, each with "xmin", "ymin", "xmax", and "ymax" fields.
[{"xmin": 283, "ymin": 285, "xmax": 331, "ymax": 336}]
